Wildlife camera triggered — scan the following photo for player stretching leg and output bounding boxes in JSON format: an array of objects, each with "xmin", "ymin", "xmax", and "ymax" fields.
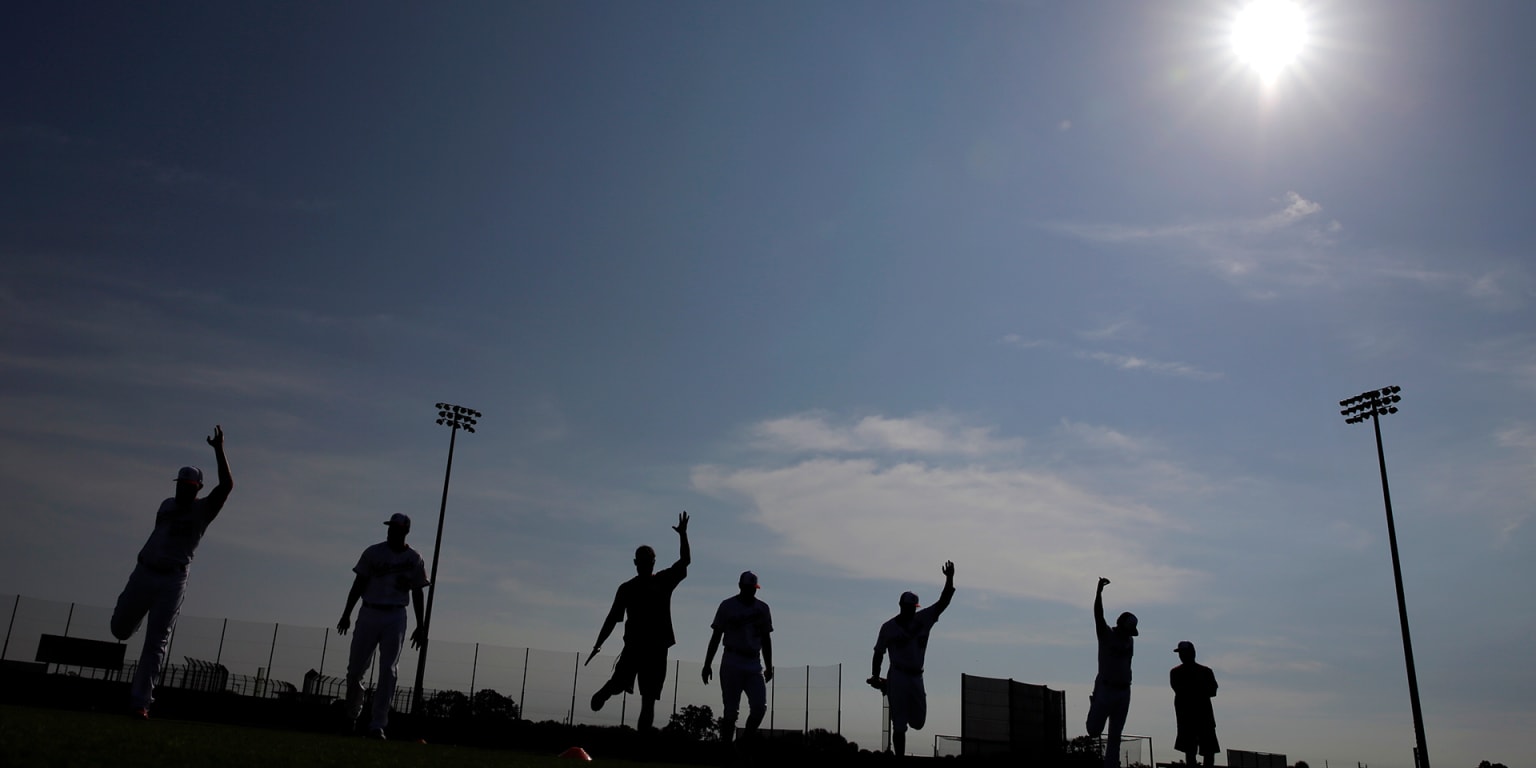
[
  {"xmin": 870, "ymin": 561, "xmax": 956, "ymax": 757},
  {"xmin": 111, "ymin": 426, "xmax": 234, "ymax": 720}
]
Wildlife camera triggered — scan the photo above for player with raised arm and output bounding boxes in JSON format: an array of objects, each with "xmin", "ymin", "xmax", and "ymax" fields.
[
  {"xmin": 870, "ymin": 560, "xmax": 955, "ymax": 757},
  {"xmin": 337, "ymin": 513, "xmax": 429, "ymax": 740},
  {"xmin": 588, "ymin": 512, "xmax": 691, "ymax": 731},
  {"xmin": 1087, "ymin": 577, "xmax": 1138, "ymax": 768},
  {"xmin": 111, "ymin": 426, "xmax": 234, "ymax": 719},
  {"xmin": 702, "ymin": 570, "xmax": 774, "ymax": 747}
]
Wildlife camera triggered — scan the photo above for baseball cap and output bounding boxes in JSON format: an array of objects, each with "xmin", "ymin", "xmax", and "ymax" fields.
[
  {"xmin": 739, "ymin": 571, "xmax": 761, "ymax": 590},
  {"xmin": 900, "ymin": 591, "xmax": 920, "ymax": 607},
  {"xmin": 176, "ymin": 466, "xmax": 203, "ymax": 485},
  {"xmin": 384, "ymin": 513, "xmax": 412, "ymax": 529},
  {"xmin": 1117, "ymin": 611, "xmax": 1140, "ymax": 636},
  {"xmin": 1175, "ymin": 640, "xmax": 1196, "ymax": 654}
]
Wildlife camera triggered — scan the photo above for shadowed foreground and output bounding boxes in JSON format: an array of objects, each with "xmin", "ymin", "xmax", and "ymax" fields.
[{"xmin": 0, "ymin": 704, "xmax": 689, "ymax": 768}]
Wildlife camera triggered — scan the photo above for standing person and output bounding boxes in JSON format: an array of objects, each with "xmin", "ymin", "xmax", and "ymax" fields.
[
  {"xmin": 1086, "ymin": 577, "xmax": 1138, "ymax": 768},
  {"xmin": 110, "ymin": 425, "xmax": 234, "ymax": 719},
  {"xmin": 589, "ymin": 512, "xmax": 691, "ymax": 730},
  {"xmin": 1170, "ymin": 640, "xmax": 1220, "ymax": 766},
  {"xmin": 869, "ymin": 561, "xmax": 956, "ymax": 756},
  {"xmin": 336, "ymin": 513, "xmax": 429, "ymax": 740},
  {"xmin": 702, "ymin": 571, "xmax": 774, "ymax": 746}
]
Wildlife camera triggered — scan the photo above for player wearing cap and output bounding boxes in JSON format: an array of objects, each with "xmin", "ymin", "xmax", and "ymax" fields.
[
  {"xmin": 1087, "ymin": 577, "xmax": 1138, "ymax": 768},
  {"xmin": 1170, "ymin": 640, "xmax": 1220, "ymax": 766},
  {"xmin": 701, "ymin": 570, "xmax": 774, "ymax": 746},
  {"xmin": 869, "ymin": 560, "xmax": 955, "ymax": 756},
  {"xmin": 588, "ymin": 511, "xmax": 691, "ymax": 731},
  {"xmin": 336, "ymin": 512, "xmax": 429, "ymax": 739},
  {"xmin": 110, "ymin": 425, "xmax": 233, "ymax": 719}
]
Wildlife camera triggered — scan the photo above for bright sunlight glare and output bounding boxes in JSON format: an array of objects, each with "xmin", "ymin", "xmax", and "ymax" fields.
[{"xmin": 1231, "ymin": 0, "xmax": 1309, "ymax": 84}]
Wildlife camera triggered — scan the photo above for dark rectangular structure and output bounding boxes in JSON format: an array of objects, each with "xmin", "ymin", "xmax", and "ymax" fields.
[
  {"xmin": 35, "ymin": 635, "xmax": 126, "ymax": 671},
  {"xmin": 960, "ymin": 674, "xmax": 1066, "ymax": 761}
]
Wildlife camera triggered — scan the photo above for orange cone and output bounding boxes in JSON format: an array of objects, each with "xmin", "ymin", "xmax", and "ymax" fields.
[{"xmin": 558, "ymin": 746, "xmax": 593, "ymax": 760}]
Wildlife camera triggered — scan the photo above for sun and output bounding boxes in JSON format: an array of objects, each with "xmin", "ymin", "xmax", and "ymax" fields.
[{"xmin": 1230, "ymin": 0, "xmax": 1310, "ymax": 84}]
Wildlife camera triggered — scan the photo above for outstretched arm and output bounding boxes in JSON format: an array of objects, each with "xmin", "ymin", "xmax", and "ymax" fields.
[
  {"xmin": 1094, "ymin": 577, "xmax": 1110, "ymax": 633},
  {"xmin": 702, "ymin": 627, "xmax": 723, "ymax": 684},
  {"xmin": 337, "ymin": 573, "xmax": 367, "ymax": 635},
  {"xmin": 673, "ymin": 511, "xmax": 691, "ymax": 568},
  {"xmin": 930, "ymin": 561, "xmax": 957, "ymax": 616},
  {"xmin": 206, "ymin": 425, "xmax": 233, "ymax": 505}
]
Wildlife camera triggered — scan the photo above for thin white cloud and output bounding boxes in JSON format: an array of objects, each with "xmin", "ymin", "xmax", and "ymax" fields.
[
  {"xmin": 750, "ymin": 412, "xmax": 1024, "ymax": 456},
  {"xmin": 699, "ymin": 413, "xmax": 1212, "ymax": 607},
  {"xmin": 1074, "ymin": 350, "xmax": 1223, "ymax": 380}
]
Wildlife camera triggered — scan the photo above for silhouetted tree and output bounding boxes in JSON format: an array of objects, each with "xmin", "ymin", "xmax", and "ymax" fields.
[
  {"xmin": 422, "ymin": 689, "xmax": 470, "ymax": 719},
  {"xmin": 664, "ymin": 704, "xmax": 719, "ymax": 742},
  {"xmin": 471, "ymin": 688, "xmax": 520, "ymax": 722},
  {"xmin": 1476, "ymin": 761, "xmax": 1509, "ymax": 768}
]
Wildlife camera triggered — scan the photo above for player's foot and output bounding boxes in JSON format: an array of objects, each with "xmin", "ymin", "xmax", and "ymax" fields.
[
  {"xmin": 367, "ymin": 728, "xmax": 386, "ymax": 740},
  {"xmin": 131, "ymin": 707, "xmax": 149, "ymax": 720},
  {"xmin": 590, "ymin": 689, "xmax": 609, "ymax": 712}
]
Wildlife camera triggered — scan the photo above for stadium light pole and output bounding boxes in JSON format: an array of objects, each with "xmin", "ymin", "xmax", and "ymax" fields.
[
  {"xmin": 411, "ymin": 402, "xmax": 481, "ymax": 715},
  {"xmin": 1338, "ymin": 385, "xmax": 1429, "ymax": 768}
]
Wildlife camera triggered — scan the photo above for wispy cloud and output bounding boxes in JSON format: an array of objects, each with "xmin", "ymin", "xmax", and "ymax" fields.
[
  {"xmin": 698, "ymin": 413, "xmax": 1211, "ymax": 606},
  {"xmin": 1074, "ymin": 350, "xmax": 1223, "ymax": 380},
  {"xmin": 750, "ymin": 412, "xmax": 1023, "ymax": 456}
]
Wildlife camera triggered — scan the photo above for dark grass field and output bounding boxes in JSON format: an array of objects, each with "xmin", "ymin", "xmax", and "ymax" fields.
[{"xmin": 0, "ymin": 705, "xmax": 690, "ymax": 768}]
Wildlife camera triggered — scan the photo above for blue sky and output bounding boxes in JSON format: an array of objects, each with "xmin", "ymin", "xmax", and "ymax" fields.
[{"xmin": 3, "ymin": 1, "xmax": 1533, "ymax": 765}]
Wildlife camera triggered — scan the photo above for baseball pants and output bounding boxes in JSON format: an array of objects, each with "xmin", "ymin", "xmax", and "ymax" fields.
[
  {"xmin": 111, "ymin": 563, "xmax": 188, "ymax": 711},
  {"xmin": 1086, "ymin": 681, "xmax": 1132, "ymax": 768},
  {"xmin": 719, "ymin": 658, "xmax": 767, "ymax": 738},
  {"xmin": 346, "ymin": 604, "xmax": 408, "ymax": 731},
  {"xmin": 886, "ymin": 668, "xmax": 927, "ymax": 734}
]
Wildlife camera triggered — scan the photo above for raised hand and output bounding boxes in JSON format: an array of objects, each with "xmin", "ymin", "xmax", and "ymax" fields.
[
  {"xmin": 1098, "ymin": 577, "xmax": 1111, "ymax": 589},
  {"xmin": 941, "ymin": 561, "xmax": 955, "ymax": 578},
  {"xmin": 673, "ymin": 511, "xmax": 690, "ymax": 535},
  {"xmin": 207, "ymin": 425, "xmax": 224, "ymax": 448}
]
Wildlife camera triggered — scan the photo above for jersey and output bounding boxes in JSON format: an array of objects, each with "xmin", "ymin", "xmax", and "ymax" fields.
[
  {"xmin": 606, "ymin": 563, "xmax": 687, "ymax": 649},
  {"xmin": 1095, "ymin": 620, "xmax": 1135, "ymax": 686},
  {"xmin": 353, "ymin": 542, "xmax": 430, "ymax": 607},
  {"xmin": 874, "ymin": 591, "xmax": 951, "ymax": 675},
  {"xmin": 135, "ymin": 495, "xmax": 227, "ymax": 570},
  {"xmin": 711, "ymin": 595, "xmax": 773, "ymax": 658},
  {"xmin": 1170, "ymin": 661, "xmax": 1218, "ymax": 726}
]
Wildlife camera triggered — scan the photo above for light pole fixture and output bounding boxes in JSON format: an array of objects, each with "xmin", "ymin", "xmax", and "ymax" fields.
[
  {"xmin": 1338, "ymin": 385, "xmax": 1429, "ymax": 768},
  {"xmin": 411, "ymin": 402, "xmax": 481, "ymax": 715}
]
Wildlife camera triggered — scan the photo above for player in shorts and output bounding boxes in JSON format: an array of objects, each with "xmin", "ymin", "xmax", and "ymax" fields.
[
  {"xmin": 336, "ymin": 513, "xmax": 429, "ymax": 739},
  {"xmin": 702, "ymin": 570, "xmax": 774, "ymax": 746},
  {"xmin": 870, "ymin": 560, "xmax": 956, "ymax": 756},
  {"xmin": 111, "ymin": 425, "xmax": 234, "ymax": 719},
  {"xmin": 588, "ymin": 512, "xmax": 691, "ymax": 730},
  {"xmin": 1087, "ymin": 577, "xmax": 1138, "ymax": 768},
  {"xmin": 1171, "ymin": 640, "xmax": 1220, "ymax": 766}
]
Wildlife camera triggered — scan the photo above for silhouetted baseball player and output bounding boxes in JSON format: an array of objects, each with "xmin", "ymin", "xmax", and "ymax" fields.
[
  {"xmin": 110, "ymin": 425, "xmax": 233, "ymax": 719},
  {"xmin": 337, "ymin": 513, "xmax": 428, "ymax": 739},
  {"xmin": 1087, "ymin": 577, "xmax": 1137, "ymax": 768},
  {"xmin": 589, "ymin": 512, "xmax": 691, "ymax": 730},
  {"xmin": 702, "ymin": 570, "xmax": 774, "ymax": 746},
  {"xmin": 1171, "ymin": 640, "xmax": 1220, "ymax": 766},
  {"xmin": 870, "ymin": 560, "xmax": 955, "ymax": 756}
]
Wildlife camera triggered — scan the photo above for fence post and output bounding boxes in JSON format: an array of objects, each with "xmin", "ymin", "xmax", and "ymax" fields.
[
  {"xmin": 216, "ymin": 618, "xmax": 228, "ymax": 665},
  {"xmin": 1, "ymin": 595, "xmax": 19, "ymax": 661},
  {"xmin": 470, "ymin": 642, "xmax": 479, "ymax": 700},
  {"xmin": 672, "ymin": 659, "xmax": 680, "ymax": 716},
  {"xmin": 266, "ymin": 623, "xmax": 279, "ymax": 691},
  {"xmin": 769, "ymin": 671, "xmax": 775, "ymax": 730},
  {"xmin": 837, "ymin": 663, "xmax": 842, "ymax": 735},
  {"xmin": 519, "ymin": 647, "xmax": 529, "ymax": 721},
  {"xmin": 162, "ymin": 622, "xmax": 177, "ymax": 678},
  {"xmin": 64, "ymin": 602, "xmax": 76, "ymax": 637},
  {"xmin": 804, "ymin": 664, "xmax": 810, "ymax": 733},
  {"xmin": 320, "ymin": 628, "xmax": 328, "ymax": 677},
  {"xmin": 567, "ymin": 651, "xmax": 579, "ymax": 725}
]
